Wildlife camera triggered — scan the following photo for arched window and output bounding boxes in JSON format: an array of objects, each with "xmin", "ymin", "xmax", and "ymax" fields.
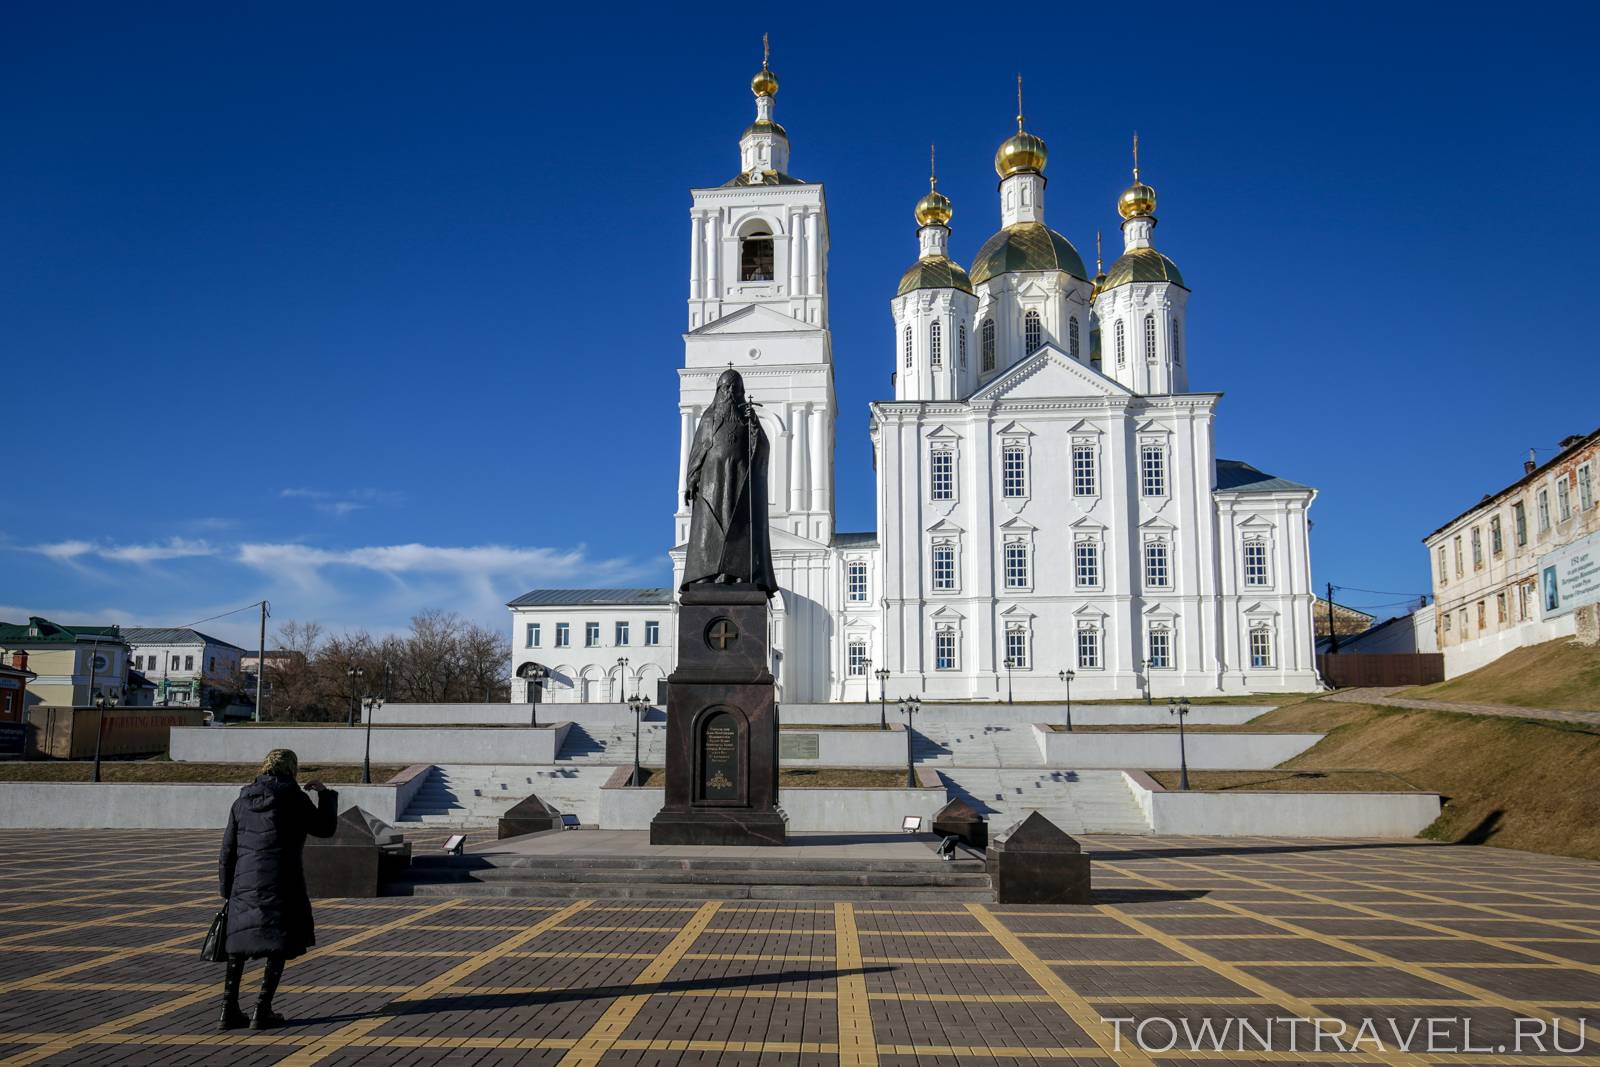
[
  {"xmin": 1069, "ymin": 316, "xmax": 1080, "ymax": 358},
  {"xmin": 980, "ymin": 318, "xmax": 996, "ymax": 371},
  {"xmin": 958, "ymin": 323, "xmax": 967, "ymax": 368},
  {"xmin": 930, "ymin": 321, "xmax": 942, "ymax": 368},
  {"xmin": 1144, "ymin": 313, "xmax": 1157, "ymax": 361},
  {"xmin": 739, "ymin": 228, "xmax": 774, "ymax": 282},
  {"xmin": 1171, "ymin": 318, "xmax": 1181, "ymax": 364},
  {"xmin": 1024, "ymin": 310, "xmax": 1042, "ymax": 354},
  {"xmin": 903, "ymin": 324, "xmax": 913, "ymax": 368},
  {"xmin": 1115, "ymin": 320, "xmax": 1126, "ymax": 366}
]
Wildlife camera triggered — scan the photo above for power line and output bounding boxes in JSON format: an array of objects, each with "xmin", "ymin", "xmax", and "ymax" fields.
[
  {"xmin": 179, "ymin": 600, "xmax": 268, "ymax": 630},
  {"xmin": 1329, "ymin": 584, "xmax": 1431, "ymax": 598}
]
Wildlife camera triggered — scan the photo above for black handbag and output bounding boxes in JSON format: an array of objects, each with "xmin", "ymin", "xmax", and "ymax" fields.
[{"xmin": 201, "ymin": 904, "xmax": 229, "ymax": 962}]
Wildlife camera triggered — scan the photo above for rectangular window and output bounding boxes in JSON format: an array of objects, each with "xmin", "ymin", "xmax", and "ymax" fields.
[
  {"xmin": 1249, "ymin": 628, "xmax": 1272, "ymax": 669},
  {"xmin": 1004, "ymin": 542, "xmax": 1029, "ymax": 589},
  {"xmin": 847, "ymin": 561, "xmax": 868, "ymax": 602},
  {"xmin": 1490, "ymin": 516, "xmax": 1503, "ymax": 556},
  {"xmin": 1002, "ymin": 446, "xmax": 1027, "ymax": 497},
  {"xmin": 1075, "ymin": 541, "xmax": 1099, "ymax": 588},
  {"xmin": 1453, "ymin": 535, "xmax": 1463, "ymax": 576},
  {"xmin": 1072, "ymin": 445, "xmax": 1097, "ymax": 496},
  {"xmin": 1519, "ymin": 583, "xmax": 1532, "ymax": 621},
  {"xmin": 172, "ymin": 654, "xmax": 181, "ymax": 671},
  {"xmin": 1581, "ymin": 464, "xmax": 1595, "ymax": 511},
  {"xmin": 208, "ymin": 657, "xmax": 216, "ymax": 672},
  {"xmin": 1243, "ymin": 540, "xmax": 1269, "ymax": 587},
  {"xmin": 555, "ymin": 623, "xmax": 570, "ymax": 647},
  {"xmin": 1140, "ymin": 445, "xmax": 1166, "ymax": 497},
  {"xmin": 930, "ymin": 450, "xmax": 954, "ymax": 501},
  {"xmin": 1437, "ymin": 547, "xmax": 1448, "ymax": 584},
  {"xmin": 645, "ymin": 621, "xmax": 660, "ymax": 646},
  {"xmin": 1477, "ymin": 600, "xmax": 1487, "ymax": 629},
  {"xmin": 525, "ymin": 623, "xmax": 540, "ymax": 648},
  {"xmin": 1471, "ymin": 527, "xmax": 1483, "ymax": 569},
  {"xmin": 935, "ymin": 629, "xmax": 956, "ymax": 670},
  {"xmin": 1496, "ymin": 592, "xmax": 1507, "ymax": 623},
  {"xmin": 1513, "ymin": 501, "xmax": 1528, "ymax": 546},
  {"xmin": 1458, "ymin": 608, "xmax": 1467, "ymax": 632},
  {"xmin": 1557, "ymin": 478, "xmax": 1572, "ymax": 521},
  {"xmin": 584, "ymin": 622, "xmax": 599, "ymax": 647},
  {"xmin": 1005, "ymin": 628, "xmax": 1029, "ymax": 670},
  {"xmin": 1444, "ymin": 613, "xmax": 1452, "ymax": 632},
  {"xmin": 615, "ymin": 622, "xmax": 629, "ymax": 646},
  {"xmin": 1076, "ymin": 627, "xmax": 1101, "ymax": 669},
  {"xmin": 847, "ymin": 641, "xmax": 867, "ymax": 677},
  {"xmin": 1144, "ymin": 540, "xmax": 1170, "ymax": 589},
  {"xmin": 1148, "ymin": 629, "xmax": 1171, "ymax": 669},
  {"xmin": 932, "ymin": 546, "xmax": 956, "ymax": 591},
  {"xmin": 184, "ymin": 655, "xmax": 194, "ymax": 671},
  {"xmin": 1537, "ymin": 490, "xmax": 1551, "ymax": 532}
]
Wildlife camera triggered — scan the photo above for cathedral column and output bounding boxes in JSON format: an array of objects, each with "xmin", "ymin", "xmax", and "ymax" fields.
[
  {"xmin": 804, "ymin": 212, "xmax": 819, "ymax": 296},
  {"xmin": 790, "ymin": 403, "xmax": 808, "ymax": 512},
  {"xmin": 788, "ymin": 210, "xmax": 804, "ymax": 294},
  {"xmin": 706, "ymin": 215, "xmax": 721, "ymax": 301},
  {"xmin": 690, "ymin": 215, "xmax": 705, "ymax": 299},
  {"xmin": 809, "ymin": 403, "xmax": 826, "ymax": 514},
  {"xmin": 676, "ymin": 408, "xmax": 693, "ymax": 506}
]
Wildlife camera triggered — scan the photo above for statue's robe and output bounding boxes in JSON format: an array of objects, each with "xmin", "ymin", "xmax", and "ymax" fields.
[{"xmin": 681, "ymin": 406, "xmax": 777, "ymax": 595}]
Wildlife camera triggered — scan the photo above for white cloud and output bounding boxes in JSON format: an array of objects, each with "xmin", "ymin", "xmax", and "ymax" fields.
[
  {"xmin": 237, "ymin": 541, "xmax": 637, "ymax": 582},
  {"xmin": 280, "ymin": 488, "xmax": 406, "ymax": 517},
  {"xmin": 28, "ymin": 538, "xmax": 217, "ymax": 564}
]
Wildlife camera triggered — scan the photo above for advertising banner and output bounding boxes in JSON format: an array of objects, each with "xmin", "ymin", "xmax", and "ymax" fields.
[{"xmin": 1538, "ymin": 529, "xmax": 1600, "ymax": 620}]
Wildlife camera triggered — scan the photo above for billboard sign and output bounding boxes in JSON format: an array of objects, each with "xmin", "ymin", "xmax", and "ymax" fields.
[{"xmin": 1538, "ymin": 530, "xmax": 1600, "ymax": 620}]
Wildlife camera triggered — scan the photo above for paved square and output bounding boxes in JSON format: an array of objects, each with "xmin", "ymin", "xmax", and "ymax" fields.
[{"xmin": 0, "ymin": 830, "xmax": 1597, "ymax": 1065}]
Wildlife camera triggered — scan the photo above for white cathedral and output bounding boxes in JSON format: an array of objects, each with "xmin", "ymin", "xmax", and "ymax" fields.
[{"xmin": 510, "ymin": 55, "xmax": 1321, "ymax": 705}]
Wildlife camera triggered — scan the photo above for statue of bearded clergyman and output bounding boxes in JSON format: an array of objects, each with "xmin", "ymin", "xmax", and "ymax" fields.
[{"xmin": 681, "ymin": 368, "xmax": 778, "ymax": 595}]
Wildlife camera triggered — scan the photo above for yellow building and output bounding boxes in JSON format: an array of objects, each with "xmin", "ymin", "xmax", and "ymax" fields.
[{"xmin": 0, "ymin": 617, "xmax": 130, "ymax": 711}]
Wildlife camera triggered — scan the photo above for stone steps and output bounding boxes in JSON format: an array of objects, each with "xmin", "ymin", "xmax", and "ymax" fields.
[{"xmin": 403, "ymin": 881, "xmax": 996, "ymax": 901}]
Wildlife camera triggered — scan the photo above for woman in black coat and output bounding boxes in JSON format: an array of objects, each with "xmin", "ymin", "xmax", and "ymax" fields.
[{"xmin": 218, "ymin": 748, "xmax": 338, "ymax": 1030}]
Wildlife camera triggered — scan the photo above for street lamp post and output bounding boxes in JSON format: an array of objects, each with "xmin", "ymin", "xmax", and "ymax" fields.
[
  {"xmin": 874, "ymin": 667, "xmax": 891, "ymax": 730},
  {"xmin": 346, "ymin": 666, "xmax": 364, "ymax": 727},
  {"xmin": 1140, "ymin": 658, "xmax": 1151, "ymax": 705},
  {"xmin": 1003, "ymin": 657, "xmax": 1014, "ymax": 705},
  {"xmin": 527, "ymin": 665, "xmax": 548, "ymax": 727},
  {"xmin": 626, "ymin": 692, "xmax": 647, "ymax": 786},
  {"xmin": 1058, "ymin": 669, "xmax": 1075, "ymax": 731},
  {"xmin": 1168, "ymin": 696, "xmax": 1191, "ymax": 791},
  {"xmin": 91, "ymin": 690, "xmax": 117, "ymax": 784},
  {"xmin": 898, "ymin": 696, "xmax": 921, "ymax": 788},
  {"xmin": 361, "ymin": 694, "xmax": 382, "ymax": 784},
  {"xmin": 616, "ymin": 657, "xmax": 630, "ymax": 704}
]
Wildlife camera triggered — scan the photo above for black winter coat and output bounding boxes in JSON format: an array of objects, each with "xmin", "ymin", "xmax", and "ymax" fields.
[{"xmin": 219, "ymin": 775, "xmax": 338, "ymax": 959}]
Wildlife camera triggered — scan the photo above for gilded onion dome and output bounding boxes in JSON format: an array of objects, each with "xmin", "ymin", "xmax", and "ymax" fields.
[
  {"xmin": 1118, "ymin": 179, "xmax": 1156, "ymax": 219},
  {"xmin": 897, "ymin": 256, "xmax": 973, "ymax": 296},
  {"xmin": 1100, "ymin": 246, "xmax": 1186, "ymax": 291},
  {"xmin": 969, "ymin": 222, "xmax": 1087, "ymax": 285},
  {"xmin": 915, "ymin": 187, "xmax": 953, "ymax": 227},
  {"xmin": 751, "ymin": 34, "xmax": 779, "ymax": 97},
  {"xmin": 995, "ymin": 130, "xmax": 1047, "ymax": 179}
]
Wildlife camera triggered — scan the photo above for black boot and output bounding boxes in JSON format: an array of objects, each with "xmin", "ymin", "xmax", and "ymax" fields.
[
  {"xmin": 251, "ymin": 956, "xmax": 286, "ymax": 1030},
  {"xmin": 219, "ymin": 956, "xmax": 249, "ymax": 1030}
]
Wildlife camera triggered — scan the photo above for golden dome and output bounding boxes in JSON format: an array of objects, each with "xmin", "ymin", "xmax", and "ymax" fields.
[
  {"xmin": 1118, "ymin": 180, "xmax": 1156, "ymax": 219},
  {"xmin": 751, "ymin": 66, "xmax": 778, "ymax": 97},
  {"xmin": 995, "ymin": 129, "xmax": 1048, "ymax": 179},
  {"xmin": 915, "ymin": 188, "xmax": 953, "ymax": 227}
]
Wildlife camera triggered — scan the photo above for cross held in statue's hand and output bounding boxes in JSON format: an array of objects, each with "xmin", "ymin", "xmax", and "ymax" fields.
[{"xmin": 708, "ymin": 619, "xmax": 738, "ymax": 650}]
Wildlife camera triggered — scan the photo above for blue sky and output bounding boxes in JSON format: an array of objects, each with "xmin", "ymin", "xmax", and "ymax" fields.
[{"xmin": 4, "ymin": 3, "xmax": 1597, "ymax": 646}]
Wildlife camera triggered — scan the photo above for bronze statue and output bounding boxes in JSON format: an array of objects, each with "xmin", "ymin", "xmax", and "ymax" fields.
[{"xmin": 681, "ymin": 368, "xmax": 777, "ymax": 595}]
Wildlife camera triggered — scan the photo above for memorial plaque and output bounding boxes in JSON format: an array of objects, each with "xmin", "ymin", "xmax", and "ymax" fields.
[
  {"xmin": 779, "ymin": 732, "xmax": 819, "ymax": 760},
  {"xmin": 700, "ymin": 710, "xmax": 740, "ymax": 801}
]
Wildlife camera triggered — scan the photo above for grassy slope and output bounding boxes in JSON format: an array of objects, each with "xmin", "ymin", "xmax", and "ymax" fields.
[
  {"xmin": 1408, "ymin": 638, "xmax": 1600, "ymax": 711},
  {"xmin": 1255, "ymin": 699, "xmax": 1600, "ymax": 860}
]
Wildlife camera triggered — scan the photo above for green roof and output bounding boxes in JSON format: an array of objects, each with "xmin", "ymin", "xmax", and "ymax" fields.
[
  {"xmin": 1101, "ymin": 246, "xmax": 1186, "ymax": 291},
  {"xmin": 896, "ymin": 255, "xmax": 974, "ymax": 296},
  {"xmin": 0, "ymin": 616, "xmax": 122, "ymax": 645},
  {"xmin": 969, "ymin": 222, "xmax": 1088, "ymax": 285},
  {"xmin": 1215, "ymin": 459, "xmax": 1310, "ymax": 494}
]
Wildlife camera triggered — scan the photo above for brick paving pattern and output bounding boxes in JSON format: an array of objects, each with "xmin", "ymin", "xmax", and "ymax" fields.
[{"xmin": 0, "ymin": 829, "xmax": 1596, "ymax": 1065}]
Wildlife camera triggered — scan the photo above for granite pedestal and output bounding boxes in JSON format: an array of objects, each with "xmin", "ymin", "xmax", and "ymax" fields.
[{"xmin": 987, "ymin": 811, "xmax": 1091, "ymax": 904}]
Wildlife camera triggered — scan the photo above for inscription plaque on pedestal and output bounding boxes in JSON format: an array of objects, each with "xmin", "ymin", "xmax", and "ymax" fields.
[{"xmin": 700, "ymin": 711, "xmax": 740, "ymax": 802}]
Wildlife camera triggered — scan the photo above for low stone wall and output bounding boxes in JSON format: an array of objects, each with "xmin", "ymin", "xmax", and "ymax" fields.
[
  {"xmin": 378, "ymin": 703, "xmax": 666, "ymax": 727},
  {"xmin": 598, "ymin": 769, "xmax": 946, "ymax": 833},
  {"xmin": 783, "ymin": 702, "xmax": 1271, "ymax": 728},
  {"xmin": 1033, "ymin": 727, "xmax": 1322, "ymax": 769},
  {"xmin": 170, "ymin": 724, "xmax": 571, "ymax": 765},
  {"xmin": 0, "ymin": 776, "xmax": 423, "ymax": 829},
  {"xmin": 778, "ymin": 724, "xmax": 907, "ymax": 768},
  {"xmin": 1121, "ymin": 771, "xmax": 1441, "ymax": 837}
]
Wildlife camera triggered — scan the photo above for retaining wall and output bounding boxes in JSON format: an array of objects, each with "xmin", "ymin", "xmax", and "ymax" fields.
[
  {"xmin": 784, "ymin": 702, "xmax": 1271, "ymax": 727},
  {"xmin": 170, "ymin": 725, "xmax": 571, "ymax": 765},
  {"xmin": 1122, "ymin": 771, "xmax": 1441, "ymax": 837},
  {"xmin": 0, "ymin": 765, "xmax": 432, "ymax": 829},
  {"xmin": 598, "ymin": 770, "xmax": 945, "ymax": 833},
  {"xmin": 778, "ymin": 724, "xmax": 907, "ymax": 768},
  {"xmin": 1033, "ymin": 727, "xmax": 1322, "ymax": 769}
]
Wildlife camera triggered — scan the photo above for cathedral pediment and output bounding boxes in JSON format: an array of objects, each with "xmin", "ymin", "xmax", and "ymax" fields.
[
  {"xmin": 969, "ymin": 345, "xmax": 1131, "ymax": 402},
  {"xmin": 687, "ymin": 304, "xmax": 820, "ymax": 336}
]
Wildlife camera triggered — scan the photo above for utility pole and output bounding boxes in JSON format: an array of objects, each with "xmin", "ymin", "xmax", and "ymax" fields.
[
  {"xmin": 254, "ymin": 600, "xmax": 268, "ymax": 722},
  {"xmin": 1325, "ymin": 582, "xmax": 1340, "ymax": 654}
]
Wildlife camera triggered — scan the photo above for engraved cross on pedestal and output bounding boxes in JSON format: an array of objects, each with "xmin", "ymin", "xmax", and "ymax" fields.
[{"xmin": 709, "ymin": 619, "xmax": 738, "ymax": 650}]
